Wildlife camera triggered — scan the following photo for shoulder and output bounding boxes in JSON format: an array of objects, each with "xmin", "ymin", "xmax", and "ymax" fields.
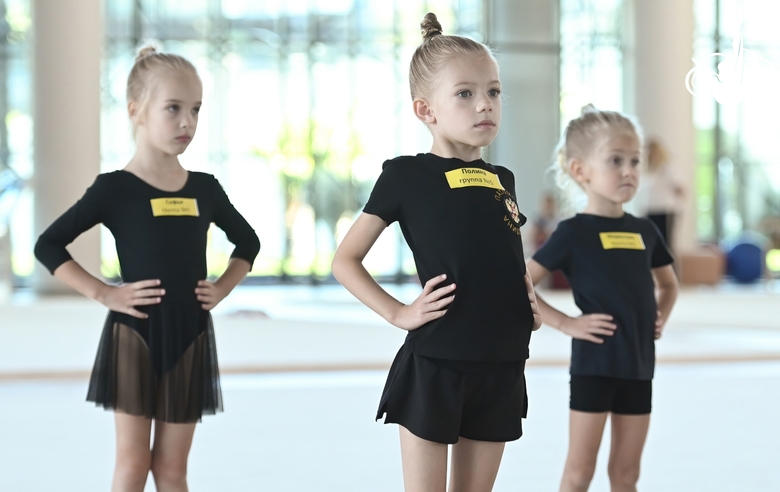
[
  {"xmin": 490, "ymin": 164, "xmax": 514, "ymax": 180},
  {"xmin": 490, "ymin": 164, "xmax": 515, "ymax": 188},
  {"xmin": 382, "ymin": 155, "xmax": 420, "ymax": 172},
  {"xmin": 625, "ymin": 213, "xmax": 656, "ymax": 231},
  {"xmin": 490, "ymin": 164, "xmax": 512, "ymax": 175},
  {"xmin": 95, "ymin": 170, "xmax": 125, "ymax": 184},
  {"xmin": 186, "ymin": 172, "xmax": 225, "ymax": 193},
  {"xmin": 554, "ymin": 215, "xmax": 578, "ymax": 231},
  {"xmin": 86, "ymin": 171, "xmax": 127, "ymax": 193},
  {"xmin": 187, "ymin": 171, "xmax": 217, "ymax": 183}
]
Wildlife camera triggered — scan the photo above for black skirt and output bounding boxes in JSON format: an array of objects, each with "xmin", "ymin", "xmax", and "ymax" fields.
[
  {"xmin": 86, "ymin": 301, "xmax": 222, "ymax": 423},
  {"xmin": 377, "ymin": 343, "xmax": 528, "ymax": 444}
]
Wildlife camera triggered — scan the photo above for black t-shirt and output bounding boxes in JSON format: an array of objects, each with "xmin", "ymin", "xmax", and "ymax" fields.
[
  {"xmin": 363, "ymin": 153, "xmax": 535, "ymax": 361},
  {"xmin": 532, "ymin": 213, "xmax": 674, "ymax": 380},
  {"xmin": 35, "ymin": 170, "xmax": 261, "ymax": 302}
]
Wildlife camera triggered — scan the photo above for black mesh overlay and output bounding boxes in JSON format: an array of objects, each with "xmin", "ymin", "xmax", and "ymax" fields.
[{"xmin": 87, "ymin": 315, "xmax": 222, "ymax": 423}]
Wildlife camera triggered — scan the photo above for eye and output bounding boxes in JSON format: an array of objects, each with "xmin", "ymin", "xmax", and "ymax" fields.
[
  {"xmin": 611, "ymin": 156, "xmax": 623, "ymax": 166},
  {"xmin": 167, "ymin": 104, "xmax": 180, "ymax": 113},
  {"xmin": 456, "ymin": 90, "xmax": 472, "ymax": 98},
  {"xmin": 488, "ymin": 89, "xmax": 501, "ymax": 97},
  {"xmin": 192, "ymin": 106, "xmax": 201, "ymax": 115},
  {"xmin": 631, "ymin": 158, "xmax": 640, "ymax": 167}
]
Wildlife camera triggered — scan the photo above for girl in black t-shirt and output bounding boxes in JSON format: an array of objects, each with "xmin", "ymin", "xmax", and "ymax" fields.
[
  {"xmin": 332, "ymin": 12, "xmax": 541, "ymax": 492},
  {"xmin": 34, "ymin": 47, "xmax": 259, "ymax": 491},
  {"xmin": 527, "ymin": 106, "xmax": 678, "ymax": 492}
]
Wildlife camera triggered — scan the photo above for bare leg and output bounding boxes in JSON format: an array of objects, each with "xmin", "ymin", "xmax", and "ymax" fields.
[
  {"xmin": 112, "ymin": 412, "xmax": 153, "ymax": 492},
  {"xmin": 399, "ymin": 425, "xmax": 448, "ymax": 492},
  {"xmin": 150, "ymin": 421, "xmax": 197, "ymax": 492},
  {"xmin": 449, "ymin": 437, "xmax": 505, "ymax": 492},
  {"xmin": 607, "ymin": 414, "xmax": 650, "ymax": 492},
  {"xmin": 559, "ymin": 411, "xmax": 609, "ymax": 492}
]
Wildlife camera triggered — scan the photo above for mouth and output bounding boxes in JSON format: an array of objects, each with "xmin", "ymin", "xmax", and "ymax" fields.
[
  {"xmin": 474, "ymin": 120, "xmax": 496, "ymax": 129},
  {"xmin": 176, "ymin": 136, "xmax": 192, "ymax": 143}
]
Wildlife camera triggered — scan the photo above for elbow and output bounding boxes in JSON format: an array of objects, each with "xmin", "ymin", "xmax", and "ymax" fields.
[
  {"xmin": 331, "ymin": 251, "xmax": 346, "ymax": 285},
  {"xmin": 331, "ymin": 247, "xmax": 356, "ymax": 286},
  {"xmin": 33, "ymin": 235, "xmax": 56, "ymax": 275},
  {"xmin": 250, "ymin": 235, "xmax": 261, "ymax": 260}
]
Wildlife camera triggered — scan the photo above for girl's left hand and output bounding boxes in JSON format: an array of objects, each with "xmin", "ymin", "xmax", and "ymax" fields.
[
  {"xmin": 525, "ymin": 272, "xmax": 543, "ymax": 331},
  {"xmin": 654, "ymin": 310, "xmax": 664, "ymax": 339},
  {"xmin": 195, "ymin": 280, "xmax": 229, "ymax": 311}
]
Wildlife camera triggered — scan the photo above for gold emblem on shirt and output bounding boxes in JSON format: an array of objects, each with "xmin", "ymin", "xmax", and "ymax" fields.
[
  {"xmin": 150, "ymin": 198, "xmax": 200, "ymax": 217},
  {"xmin": 494, "ymin": 189, "xmax": 522, "ymax": 236},
  {"xmin": 599, "ymin": 232, "xmax": 645, "ymax": 250},
  {"xmin": 445, "ymin": 168, "xmax": 504, "ymax": 190}
]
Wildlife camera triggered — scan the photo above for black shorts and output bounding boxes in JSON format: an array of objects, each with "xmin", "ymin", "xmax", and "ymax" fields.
[
  {"xmin": 376, "ymin": 344, "xmax": 528, "ymax": 444},
  {"xmin": 570, "ymin": 375, "xmax": 652, "ymax": 415}
]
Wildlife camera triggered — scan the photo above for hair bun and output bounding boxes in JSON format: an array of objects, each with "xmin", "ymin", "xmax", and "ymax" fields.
[
  {"xmin": 136, "ymin": 44, "xmax": 158, "ymax": 62},
  {"xmin": 580, "ymin": 103, "xmax": 598, "ymax": 115},
  {"xmin": 421, "ymin": 12, "xmax": 443, "ymax": 40}
]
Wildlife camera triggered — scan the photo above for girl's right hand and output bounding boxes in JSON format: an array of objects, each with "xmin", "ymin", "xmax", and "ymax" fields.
[
  {"xmin": 391, "ymin": 274, "xmax": 456, "ymax": 331},
  {"xmin": 560, "ymin": 314, "xmax": 616, "ymax": 344},
  {"xmin": 97, "ymin": 279, "xmax": 165, "ymax": 319}
]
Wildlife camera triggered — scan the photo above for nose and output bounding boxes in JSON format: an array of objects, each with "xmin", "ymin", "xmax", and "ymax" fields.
[
  {"xmin": 476, "ymin": 93, "xmax": 492, "ymax": 113},
  {"xmin": 622, "ymin": 163, "xmax": 638, "ymax": 179},
  {"xmin": 180, "ymin": 112, "xmax": 195, "ymax": 128}
]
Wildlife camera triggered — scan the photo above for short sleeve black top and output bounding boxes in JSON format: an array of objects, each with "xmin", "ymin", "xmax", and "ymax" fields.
[
  {"xmin": 363, "ymin": 153, "xmax": 535, "ymax": 362},
  {"xmin": 35, "ymin": 171, "xmax": 260, "ymax": 303},
  {"xmin": 532, "ymin": 213, "xmax": 674, "ymax": 380}
]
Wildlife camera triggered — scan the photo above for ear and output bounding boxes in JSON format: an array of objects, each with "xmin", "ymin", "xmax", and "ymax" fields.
[
  {"xmin": 413, "ymin": 98, "xmax": 436, "ymax": 124},
  {"xmin": 128, "ymin": 100, "xmax": 141, "ymax": 125},
  {"xmin": 569, "ymin": 158, "xmax": 590, "ymax": 185}
]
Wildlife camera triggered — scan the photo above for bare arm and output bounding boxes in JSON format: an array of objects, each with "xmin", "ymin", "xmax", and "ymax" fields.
[
  {"xmin": 331, "ymin": 213, "xmax": 455, "ymax": 330},
  {"xmin": 526, "ymin": 259, "xmax": 617, "ymax": 344},
  {"xmin": 195, "ymin": 257, "xmax": 252, "ymax": 311},
  {"xmin": 652, "ymin": 264, "xmax": 679, "ymax": 339},
  {"xmin": 53, "ymin": 260, "xmax": 164, "ymax": 319}
]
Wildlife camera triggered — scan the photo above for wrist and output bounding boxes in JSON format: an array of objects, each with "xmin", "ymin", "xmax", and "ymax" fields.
[
  {"xmin": 93, "ymin": 283, "xmax": 110, "ymax": 304},
  {"xmin": 555, "ymin": 315, "xmax": 573, "ymax": 332},
  {"xmin": 386, "ymin": 302, "xmax": 406, "ymax": 328}
]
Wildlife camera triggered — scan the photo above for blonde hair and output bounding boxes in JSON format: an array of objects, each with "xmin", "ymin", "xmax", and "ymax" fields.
[
  {"xmin": 409, "ymin": 13, "xmax": 495, "ymax": 99},
  {"xmin": 126, "ymin": 43, "xmax": 199, "ymax": 127},
  {"xmin": 555, "ymin": 104, "xmax": 642, "ymax": 189}
]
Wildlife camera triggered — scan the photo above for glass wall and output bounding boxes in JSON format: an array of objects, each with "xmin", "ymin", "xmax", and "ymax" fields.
[
  {"xmin": 101, "ymin": 0, "xmax": 485, "ymax": 282},
  {"xmin": 559, "ymin": 0, "xmax": 625, "ymax": 128},
  {"xmin": 13, "ymin": 1, "xmax": 778, "ymax": 282},
  {"xmin": 2, "ymin": 0, "xmax": 32, "ymax": 283},
  {"xmin": 693, "ymin": 0, "xmax": 780, "ymax": 251}
]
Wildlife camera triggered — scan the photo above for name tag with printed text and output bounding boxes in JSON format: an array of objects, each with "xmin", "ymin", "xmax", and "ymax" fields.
[
  {"xmin": 599, "ymin": 232, "xmax": 646, "ymax": 250},
  {"xmin": 445, "ymin": 168, "xmax": 504, "ymax": 190},
  {"xmin": 150, "ymin": 198, "xmax": 200, "ymax": 217}
]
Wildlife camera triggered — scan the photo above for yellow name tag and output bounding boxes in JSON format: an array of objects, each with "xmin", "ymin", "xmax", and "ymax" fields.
[
  {"xmin": 599, "ymin": 232, "xmax": 646, "ymax": 250},
  {"xmin": 150, "ymin": 198, "xmax": 200, "ymax": 217},
  {"xmin": 445, "ymin": 168, "xmax": 504, "ymax": 190}
]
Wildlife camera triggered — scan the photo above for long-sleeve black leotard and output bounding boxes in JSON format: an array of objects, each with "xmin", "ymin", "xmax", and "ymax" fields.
[{"xmin": 35, "ymin": 170, "xmax": 260, "ymax": 422}]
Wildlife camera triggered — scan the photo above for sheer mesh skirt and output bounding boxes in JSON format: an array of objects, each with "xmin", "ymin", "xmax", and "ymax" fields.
[{"xmin": 86, "ymin": 308, "xmax": 223, "ymax": 423}]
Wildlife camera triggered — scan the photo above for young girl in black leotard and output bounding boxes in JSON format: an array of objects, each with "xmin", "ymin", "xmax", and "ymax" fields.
[{"xmin": 34, "ymin": 46, "xmax": 259, "ymax": 492}]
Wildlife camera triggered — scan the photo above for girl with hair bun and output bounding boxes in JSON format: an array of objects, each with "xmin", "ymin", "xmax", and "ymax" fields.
[
  {"xmin": 35, "ymin": 45, "xmax": 260, "ymax": 491},
  {"xmin": 527, "ymin": 105, "xmax": 679, "ymax": 492},
  {"xmin": 333, "ymin": 12, "xmax": 541, "ymax": 491}
]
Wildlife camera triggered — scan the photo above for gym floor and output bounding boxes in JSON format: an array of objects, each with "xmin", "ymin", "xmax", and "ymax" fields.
[{"xmin": 1, "ymin": 283, "xmax": 779, "ymax": 491}]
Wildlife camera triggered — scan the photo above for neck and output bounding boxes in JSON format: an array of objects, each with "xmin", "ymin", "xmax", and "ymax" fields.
[
  {"xmin": 430, "ymin": 139, "xmax": 482, "ymax": 162},
  {"xmin": 582, "ymin": 195, "xmax": 625, "ymax": 218},
  {"xmin": 126, "ymin": 141, "xmax": 183, "ymax": 173}
]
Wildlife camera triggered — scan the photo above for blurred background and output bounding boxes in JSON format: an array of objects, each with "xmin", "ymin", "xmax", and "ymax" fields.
[{"xmin": 1, "ymin": 0, "xmax": 779, "ymax": 289}]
